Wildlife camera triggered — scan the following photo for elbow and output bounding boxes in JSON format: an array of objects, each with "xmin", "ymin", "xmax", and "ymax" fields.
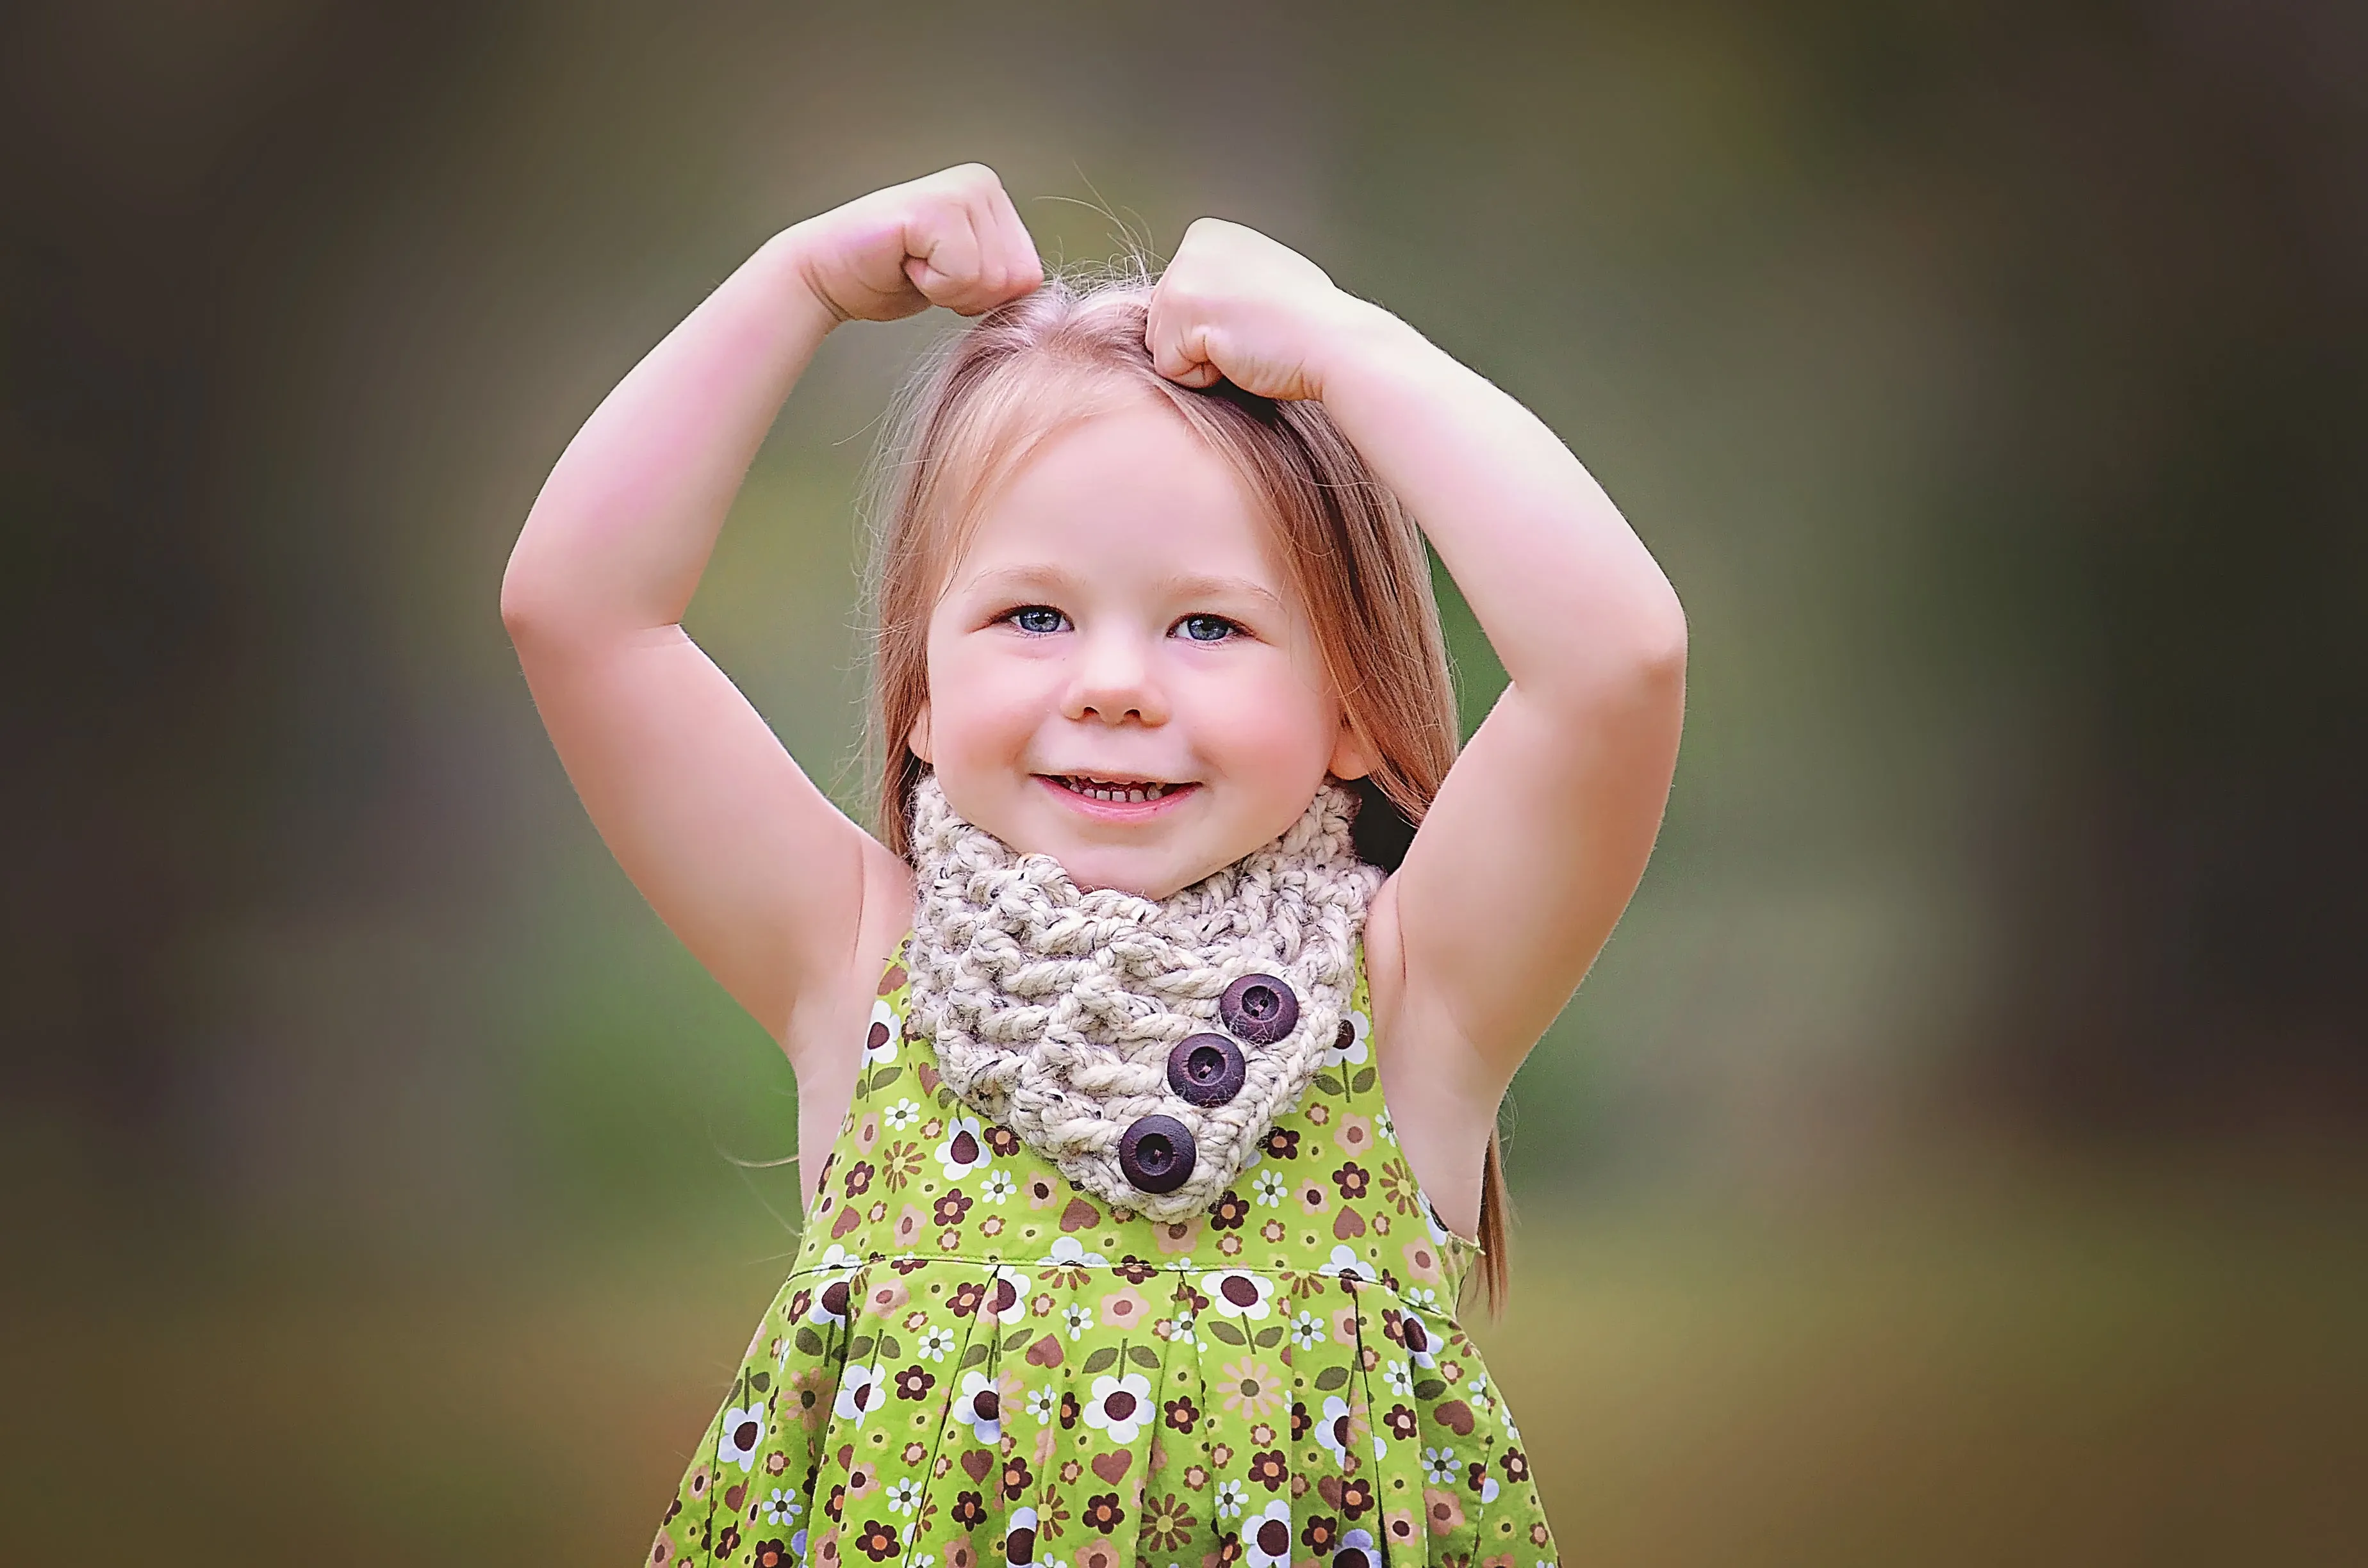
[
  {"xmin": 1632, "ymin": 586, "xmax": 1689, "ymax": 686},
  {"xmin": 498, "ymin": 560, "xmax": 544, "ymax": 644},
  {"xmin": 499, "ymin": 544, "xmax": 570, "ymax": 651}
]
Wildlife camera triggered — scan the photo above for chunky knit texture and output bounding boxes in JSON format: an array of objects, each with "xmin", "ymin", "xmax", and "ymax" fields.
[{"xmin": 902, "ymin": 772, "xmax": 1383, "ymax": 1221}]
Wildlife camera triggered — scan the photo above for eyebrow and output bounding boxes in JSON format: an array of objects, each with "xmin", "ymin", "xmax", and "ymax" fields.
[{"xmin": 957, "ymin": 563, "xmax": 1288, "ymax": 613}]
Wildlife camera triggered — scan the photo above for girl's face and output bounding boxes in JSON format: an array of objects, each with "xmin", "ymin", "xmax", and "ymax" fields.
[{"xmin": 912, "ymin": 396, "xmax": 1370, "ymax": 900}]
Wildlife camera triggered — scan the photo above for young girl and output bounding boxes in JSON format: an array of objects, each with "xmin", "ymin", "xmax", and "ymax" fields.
[{"xmin": 504, "ymin": 165, "xmax": 1684, "ymax": 1568}]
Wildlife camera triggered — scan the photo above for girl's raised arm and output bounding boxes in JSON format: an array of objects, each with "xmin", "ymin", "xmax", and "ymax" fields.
[
  {"xmin": 501, "ymin": 165, "xmax": 1041, "ymax": 1050},
  {"xmin": 1147, "ymin": 220, "xmax": 1688, "ymax": 1114}
]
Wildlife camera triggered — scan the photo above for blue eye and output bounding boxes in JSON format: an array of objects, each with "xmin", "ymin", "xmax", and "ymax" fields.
[
  {"xmin": 1007, "ymin": 605, "xmax": 1069, "ymax": 635},
  {"xmin": 1178, "ymin": 614, "xmax": 1238, "ymax": 643}
]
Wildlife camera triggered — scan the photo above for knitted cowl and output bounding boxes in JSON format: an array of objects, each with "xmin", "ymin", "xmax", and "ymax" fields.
[{"xmin": 901, "ymin": 771, "xmax": 1384, "ymax": 1223}]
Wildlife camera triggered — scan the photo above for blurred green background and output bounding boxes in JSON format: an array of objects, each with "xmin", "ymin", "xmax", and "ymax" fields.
[{"xmin": 5, "ymin": 2, "xmax": 2364, "ymax": 1562}]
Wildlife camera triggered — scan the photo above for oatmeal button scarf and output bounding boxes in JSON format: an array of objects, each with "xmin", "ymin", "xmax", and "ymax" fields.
[{"xmin": 901, "ymin": 772, "xmax": 1383, "ymax": 1223}]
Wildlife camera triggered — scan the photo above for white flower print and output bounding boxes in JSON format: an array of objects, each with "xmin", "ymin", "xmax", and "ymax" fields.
[
  {"xmin": 978, "ymin": 1169, "xmax": 1017, "ymax": 1204},
  {"xmin": 1382, "ymin": 1359, "xmax": 1413, "ymax": 1396},
  {"xmin": 1420, "ymin": 1192, "xmax": 1453, "ymax": 1246},
  {"xmin": 1213, "ymin": 1479, "xmax": 1247, "ymax": 1519},
  {"xmin": 880, "ymin": 1097, "xmax": 921, "ymax": 1130},
  {"xmin": 762, "ymin": 1487, "xmax": 802, "ymax": 1525},
  {"xmin": 1044, "ymin": 1235, "xmax": 1108, "ymax": 1268},
  {"xmin": 1287, "ymin": 1309, "xmax": 1326, "ymax": 1350},
  {"xmin": 1168, "ymin": 1312, "xmax": 1201, "ymax": 1350},
  {"xmin": 950, "ymin": 1369, "xmax": 1004, "ymax": 1443},
  {"xmin": 1061, "ymin": 1302, "xmax": 1096, "ymax": 1340},
  {"xmin": 1319, "ymin": 1245, "xmax": 1375, "ymax": 1282},
  {"xmin": 1081, "ymin": 1371, "xmax": 1153, "ymax": 1444},
  {"xmin": 1374, "ymin": 1107, "xmax": 1396, "ymax": 1145},
  {"xmin": 1243, "ymin": 1499, "xmax": 1295, "ymax": 1568},
  {"xmin": 833, "ymin": 1362, "xmax": 888, "ymax": 1426},
  {"xmin": 916, "ymin": 1325, "xmax": 958, "ymax": 1361},
  {"xmin": 1253, "ymin": 1170, "xmax": 1288, "ymax": 1206},
  {"xmin": 935, "ymin": 1116, "xmax": 989, "ymax": 1179},
  {"xmin": 1313, "ymin": 1394, "xmax": 1356, "ymax": 1465},
  {"xmin": 1336, "ymin": 1529, "xmax": 1379, "ymax": 1568},
  {"xmin": 1325, "ymin": 1008, "xmax": 1370, "ymax": 1067},
  {"xmin": 716, "ymin": 1403, "xmax": 766, "ymax": 1471},
  {"xmin": 885, "ymin": 1478, "xmax": 925, "ymax": 1515},
  {"xmin": 1026, "ymin": 1385, "xmax": 1060, "ymax": 1425},
  {"xmin": 864, "ymin": 999, "xmax": 901, "ymax": 1065},
  {"xmin": 1005, "ymin": 1510, "xmax": 1039, "ymax": 1562},
  {"xmin": 1421, "ymin": 1445, "xmax": 1459, "ymax": 1485},
  {"xmin": 1402, "ymin": 1285, "xmax": 1441, "ymax": 1314},
  {"xmin": 1199, "ymin": 1268, "xmax": 1276, "ymax": 1319},
  {"xmin": 1397, "ymin": 1307, "xmax": 1440, "ymax": 1369},
  {"xmin": 986, "ymin": 1263, "xmax": 1032, "ymax": 1324}
]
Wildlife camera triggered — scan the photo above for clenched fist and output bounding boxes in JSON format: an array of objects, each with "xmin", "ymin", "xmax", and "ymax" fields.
[
  {"xmin": 1145, "ymin": 218, "xmax": 1386, "ymax": 402},
  {"xmin": 790, "ymin": 163, "xmax": 1043, "ymax": 323}
]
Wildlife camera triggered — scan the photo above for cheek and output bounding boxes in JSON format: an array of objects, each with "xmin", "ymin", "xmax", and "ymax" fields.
[
  {"xmin": 1185, "ymin": 666, "xmax": 1339, "ymax": 776},
  {"xmin": 926, "ymin": 648, "xmax": 1055, "ymax": 767}
]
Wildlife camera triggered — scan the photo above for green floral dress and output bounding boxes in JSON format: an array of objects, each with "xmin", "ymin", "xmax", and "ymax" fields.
[{"xmin": 649, "ymin": 937, "xmax": 1556, "ymax": 1568}]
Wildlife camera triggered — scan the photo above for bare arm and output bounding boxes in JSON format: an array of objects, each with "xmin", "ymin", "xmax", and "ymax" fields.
[
  {"xmin": 1146, "ymin": 220, "xmax": 1686, "ymax": 1100},
  {"xmin": 500, "ymin": 165, "xmax": 1041, "ymax": 1048},
  {"xmin": 1322, "ymin": 311, "xmax": 1686, "ymax": 1088}
]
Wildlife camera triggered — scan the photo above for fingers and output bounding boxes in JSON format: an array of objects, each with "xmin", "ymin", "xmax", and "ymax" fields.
[
  {"xmin": 1148, "ymin": 313, "xmax": 1222, "ymax": 386},
  {"xmin": 902, "ymin": 165, "xmax": 1041, "ymax": 316},
  {"xmin": 980, "ymin": 179, "xmax": 1044, "ymax": 304},
  {"xmin": 1146, "ymin": 257, "xmax": 1222, "ymax": 387},
  {"xmin": 903, "ymin": 203, "xmax": 985, "ymax": 309}
]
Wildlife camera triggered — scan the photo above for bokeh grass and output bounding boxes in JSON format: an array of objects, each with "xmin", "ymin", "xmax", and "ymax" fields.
[{"xmin": 9, "ymin": 1159, "xmax": 2358, "ymax": 1565}]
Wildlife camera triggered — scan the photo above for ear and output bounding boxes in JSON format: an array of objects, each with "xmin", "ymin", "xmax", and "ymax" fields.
[
  {"xmin": 907, "ymin": 701, "xmax": 934, "ymax": 765},
  {"xmin": 1326, "ymin": 708, "xmax": 1374, "ymax": 782}
]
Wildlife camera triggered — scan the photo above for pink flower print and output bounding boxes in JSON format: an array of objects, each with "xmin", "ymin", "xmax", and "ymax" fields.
[{"xmin": 1099, "ymin": 1284, "xmax": 1148, "ymax": 1332}]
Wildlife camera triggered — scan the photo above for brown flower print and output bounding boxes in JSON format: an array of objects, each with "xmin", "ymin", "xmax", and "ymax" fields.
[{"xmin": 1141, "ymin": 1492, "xmax": 1196, "ymax": 1551}]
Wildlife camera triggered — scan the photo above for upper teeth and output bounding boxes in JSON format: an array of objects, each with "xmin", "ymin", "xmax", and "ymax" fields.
[{"xmin": 1064, "ymin": 777, "xmax": 1171, "ymax": 803}]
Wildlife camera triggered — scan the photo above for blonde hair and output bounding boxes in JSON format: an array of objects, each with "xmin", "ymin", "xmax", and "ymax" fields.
[{"xmin": 855, "ymin": 268, "xmax": 1515, "ymax": 1316}]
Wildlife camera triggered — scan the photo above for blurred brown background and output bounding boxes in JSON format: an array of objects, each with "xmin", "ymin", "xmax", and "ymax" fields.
[{"xmin": 4, "ymin": 2, "xmax": 2364, "ymax": 1562}]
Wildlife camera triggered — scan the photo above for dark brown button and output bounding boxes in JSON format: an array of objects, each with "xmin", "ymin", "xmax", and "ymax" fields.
[
  {"xmin": 1219, "ymin": 974, "xmax": 1299, "ymax": 1045},
  {"xmin": 1168, "ymin": 1033, "xmax": 1246, "ymax": 1107},
  {"xmin": 1117, "ymin": 1114, "xmax": 1196, "ymax": 1193}
]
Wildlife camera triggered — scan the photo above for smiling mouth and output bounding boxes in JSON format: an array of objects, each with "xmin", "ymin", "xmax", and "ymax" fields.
[{"xmin": 1044, "ymin": 774, "xmax": 1191, "ymax": 804}]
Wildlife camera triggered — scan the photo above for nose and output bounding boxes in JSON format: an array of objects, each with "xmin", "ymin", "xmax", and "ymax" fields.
[{"xmin": 1064, "ymin": 626, "xmax": 1169, "ymax": 727}]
